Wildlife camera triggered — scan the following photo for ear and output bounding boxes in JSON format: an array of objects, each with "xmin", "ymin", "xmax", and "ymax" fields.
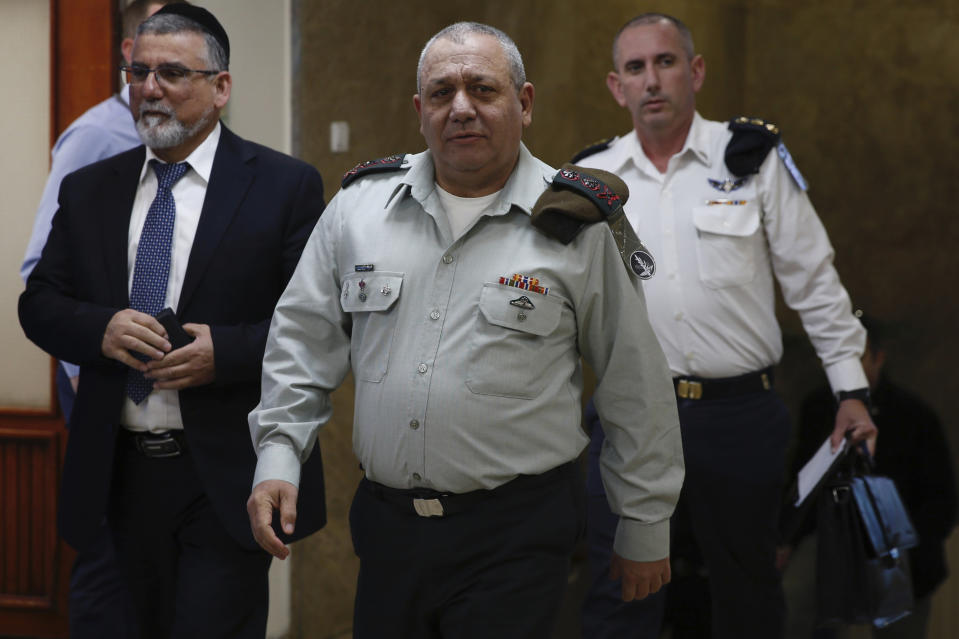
[
  {"xmin": 519, "ymin": 82, "xmax": 534, "ymax": 127},
  {"xmin": 213, "ymin": 71, "xmax": 232, "ymax": 108},
  {"xmin": 121, "ymin": 37, "xmax": 135, "ymax": 66},
  {"xmin": 690, "ymin": 54, "xmax": 706, "ymax": 94},
  {"xmin": 606, "ymin": 71, "xmax": 627, "ymax": 108},
  {"xmin": 413, "ymin": 93, "xmax": 425, "ymax": 135}
]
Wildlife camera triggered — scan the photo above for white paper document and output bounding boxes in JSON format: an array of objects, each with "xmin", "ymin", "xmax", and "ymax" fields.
[{"xmin": 795, "ymin": 436, "xmax": 847, "ymax": 506}]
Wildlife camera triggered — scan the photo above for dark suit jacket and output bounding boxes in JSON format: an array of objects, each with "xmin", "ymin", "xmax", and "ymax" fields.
[{"xmin": 19, "ymin": 125, "xmax": 327, "ymax": 551}]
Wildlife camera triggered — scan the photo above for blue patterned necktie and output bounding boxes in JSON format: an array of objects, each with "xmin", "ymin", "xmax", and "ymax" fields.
[{"xmin": 126, "ymin": 160, "xmax": 189, "ymax": 404}]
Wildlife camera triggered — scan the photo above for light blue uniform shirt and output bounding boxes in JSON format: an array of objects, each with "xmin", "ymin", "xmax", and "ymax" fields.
[{"xmin": 21, "ymin": 89, "xmax": 140, "ymax": 378}]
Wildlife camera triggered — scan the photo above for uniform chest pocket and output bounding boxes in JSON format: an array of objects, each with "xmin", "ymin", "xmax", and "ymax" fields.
[
  {"xmin": 466, "ymin": 283, "xmax": 565, "ymax": 399},
  {"xmin": 692, "ymin": 204, "xmax": 762, "ymax": 289},
  {"xmin": 341, "ymin": 271, "xmax": 403, "ymax": 382}
]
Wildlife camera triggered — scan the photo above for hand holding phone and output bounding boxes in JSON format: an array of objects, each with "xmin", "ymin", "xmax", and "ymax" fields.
[{"xmin": 155, "ymin": 307, "xmax": 195, "ymax": 350}]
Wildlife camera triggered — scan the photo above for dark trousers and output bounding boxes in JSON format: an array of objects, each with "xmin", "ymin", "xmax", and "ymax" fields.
[
  {"xmin": 109, "ymin": 436, "xmax": 271, "ymax": 639},
  {"xmin": 57, "ymin": 365, "xmax": 134, "ymax": 639},
  {"xmin": 349, "ymin": 463, "xmax": 585, "ymax": 639},
  {"xmin": 583, "ymin": 390, "xmax": 791, "ymax": 639}
]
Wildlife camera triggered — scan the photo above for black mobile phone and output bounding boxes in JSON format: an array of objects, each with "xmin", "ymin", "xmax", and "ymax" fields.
[{"xmin": 155, "ymin": 307, "xmax": 195, "ymax": 350}]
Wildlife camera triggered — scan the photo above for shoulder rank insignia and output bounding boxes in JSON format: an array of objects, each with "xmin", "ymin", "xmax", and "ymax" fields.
[
  {"xmin": 725, "ymin": 116, "xmax": 781, "ymax": 178},
  {"xmin": 531, "ymin": 164, "xmax": 656, "ymax": 280},
  {"xmin": 551, "ymin": 167, "xmax": 623, "ymax": 216},
  {"xmin": 570, "ymin": 138, "xmax": 614, "ymax": 164},
  {"xmin": 341, "ymin": 154, "xmax": 406, "ymax": 188}
]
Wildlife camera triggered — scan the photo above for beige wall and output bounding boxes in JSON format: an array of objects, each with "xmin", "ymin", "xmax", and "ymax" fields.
[
  {"xmin": 292, "ymin": 1, "xmax": 959, "ymax": 637},
  {"xmin": 1, "ymin": 0, "xmax": 53, "ymax": 410}
]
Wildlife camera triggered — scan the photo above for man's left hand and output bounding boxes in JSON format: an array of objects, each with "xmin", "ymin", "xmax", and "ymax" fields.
[
  {"xmin": 830, "ymin": 398, "xmax": 877, "ymax": 455},
  {"xmin": 145, "ymin": 323, "xmax": 215, "ymax": 389},
  {"xmin": 610, "ymin": 553, "xmax": 671, "ymax": 602}
]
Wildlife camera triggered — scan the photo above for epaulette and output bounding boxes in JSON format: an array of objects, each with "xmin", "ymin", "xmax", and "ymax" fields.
[
  {"xmin": 570, "ymin": 138, "xmax": 614, "ymax": 164},
  {"xmin": 341, "ymin": 154, "xmax": 406, "ymax": 188},
  {"xmin": 551, "ymin": 167, "xmax": 624, "ymax": 219},
  {"xmin": 725, "ymin": 117, "xmax": 781, "ymax": 177}
]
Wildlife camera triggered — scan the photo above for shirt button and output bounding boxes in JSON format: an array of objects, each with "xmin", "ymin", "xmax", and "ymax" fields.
[
  {"xmin": 429, "ymin": 309, "xmax": 441, "ymax": 320},
  {"xmin": 442, "ymin": 254, "xmax": 454, "ymax": 264},
  {"xmin": 685, "ymin": 352, "xmax": 694, "ymax": 360},
  {"xmin": 417, "ymin": 363, "xmax": 428, "ymax": 374},
  {"xmin": 412, "ymin": 473, "xmax": 422, "ymax": 481},
  {"xmin": 409, "ymin": 419, "xmax": 420, "ymax": 430},
  {"xmin": 674, "ymin": 312, "xmax": 683, "ymax": 321}
]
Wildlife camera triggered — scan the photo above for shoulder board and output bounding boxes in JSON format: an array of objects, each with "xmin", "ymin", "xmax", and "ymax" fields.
[
  {"xmin": 341, "ymin": 154, "xmax": 406, "ymax": 188},
  {"xmin": 570, "ymin": 138, "xmax": 614, "ymax": 164},
  {"xmin": 551, "ymin": 167, "xmax": 624, "ymax": 218},
  {"xmin": 725, "ymin": 117, "xmax": 781, "ymax": 177}
]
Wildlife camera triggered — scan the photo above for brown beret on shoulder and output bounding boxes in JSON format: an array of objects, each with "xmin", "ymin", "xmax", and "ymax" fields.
[{"xmin": 530, "ymin": 164, "xmax": 628, "ymax": 245}]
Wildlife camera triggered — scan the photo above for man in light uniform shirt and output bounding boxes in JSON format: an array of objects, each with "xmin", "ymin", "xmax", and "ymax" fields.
[
  {"xmin": 247, "ymin": 21, "xmax": 684, "ymax": 638},
  {"xmin": 575, "ymin": 12, "xmax": 877, "ymax": 639}
]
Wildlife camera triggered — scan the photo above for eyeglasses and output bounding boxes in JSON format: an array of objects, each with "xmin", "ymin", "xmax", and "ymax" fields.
[{"xmin": 121, "ymin": 64, "xmax": 220, "ymax": 87}]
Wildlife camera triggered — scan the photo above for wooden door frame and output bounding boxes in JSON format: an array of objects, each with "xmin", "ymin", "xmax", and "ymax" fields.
[{"xmin": 0, "ymin": 2, "xmax": 115, "ymax": 636}]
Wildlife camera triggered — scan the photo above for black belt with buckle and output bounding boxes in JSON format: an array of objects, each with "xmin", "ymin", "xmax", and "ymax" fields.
[
  {"xmin": 119, "ymin": 429, "xmax": 186, "ymax": 458},
  {"xmin": 364, "ymin": 462, "xmax": 573, "ymax": 518},
  {"xmin": 673, "ymin": 368, "xmax": 774, "ymax": 401}
]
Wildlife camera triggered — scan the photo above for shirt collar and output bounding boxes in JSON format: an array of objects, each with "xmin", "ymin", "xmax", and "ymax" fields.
[
  {"xmin": 397, "ymin": 142, "xmax": 553, "ymax": 216},
  {"xmin": 615, "ymin": 111, "xmax": 714, "ymax": 175},
  {"xmin": 140, "ymin": 121, "xmax": 221, "ymax": 185}
]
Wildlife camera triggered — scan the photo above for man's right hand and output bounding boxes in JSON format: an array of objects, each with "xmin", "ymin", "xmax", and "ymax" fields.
[
  {"xmin": 247, "ymin": 479, "xmax": 298, "ymax": 560},
  {"xmin": 101, "ymin": 309, "xmax": 170, "ymax": 369},
  {"xmin": 610, "ymin": 553, "xmax": 671, "ymax": 602}
]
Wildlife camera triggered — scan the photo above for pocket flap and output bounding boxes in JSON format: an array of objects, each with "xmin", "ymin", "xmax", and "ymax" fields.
[
  {"xmin": 341, "ymin": 271, "xmax": 403, "ymax": 312},
  {"xmin": 477, "ymin": 283, "xmax": 562, "ymax": 336},
  {"xmin": 693, "ymin": 204, "xmax": 760, "ymax": 237}
]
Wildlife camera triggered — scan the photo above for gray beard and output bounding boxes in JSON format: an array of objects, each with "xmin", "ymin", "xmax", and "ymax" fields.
[{"xmin": 136, "ymin": 103, "xmax": 213, "ymax": 150}]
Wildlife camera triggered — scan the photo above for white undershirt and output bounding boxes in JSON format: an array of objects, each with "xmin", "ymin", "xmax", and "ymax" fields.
[{"xmin": 435, "ymin": 184, "xmax": 500, "ymax": 240}]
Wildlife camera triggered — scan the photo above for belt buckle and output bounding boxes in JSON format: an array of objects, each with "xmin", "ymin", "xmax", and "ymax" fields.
[
  {"xmin": 412, "ymin": 497, "xmax": 444, "ymax": 518},
  {"xmin": 135, "ymin": 432, "xmax": 182, "ymax": 458},
  {"xmin": 676, "ymin": 379, "xmax": 703, "ymax": 400}
]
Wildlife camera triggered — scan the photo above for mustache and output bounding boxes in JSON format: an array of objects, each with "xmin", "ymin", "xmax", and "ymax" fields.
[{"xmin": 139, "ymin": 101, "xmax": 175, "ymax": 118}]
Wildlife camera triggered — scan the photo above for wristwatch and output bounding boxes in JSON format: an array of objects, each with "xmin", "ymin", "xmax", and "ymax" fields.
[{"xmin": 837, "ymin": 388, "xmax": 871, "ymax": 407}]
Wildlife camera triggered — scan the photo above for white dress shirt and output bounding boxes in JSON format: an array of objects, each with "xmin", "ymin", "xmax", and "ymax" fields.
[
  {"xmin": 577, "ymin": 112, "xmax": 867, "ymax": 392},
  {"xmin": 121, "ymin": 123, "xmax": 222, "ymax": 432}
]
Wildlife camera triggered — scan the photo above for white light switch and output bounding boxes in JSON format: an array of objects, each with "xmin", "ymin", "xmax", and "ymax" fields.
[{"xmin": 330, "ymin": 121, "xmax": 349, "ymax": 153}]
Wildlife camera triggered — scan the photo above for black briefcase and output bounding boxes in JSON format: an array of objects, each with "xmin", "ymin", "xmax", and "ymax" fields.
[{"xmin": 815, "ymin": 448, "xmax": 919, "ymax": 629}]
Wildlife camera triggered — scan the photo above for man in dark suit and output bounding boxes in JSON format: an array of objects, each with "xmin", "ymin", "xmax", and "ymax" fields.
[{"xmin": 18, "ymin": 6, "xmax": 326, "ymax": 638}]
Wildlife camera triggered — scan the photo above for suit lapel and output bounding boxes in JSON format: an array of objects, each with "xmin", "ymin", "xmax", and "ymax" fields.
[
  {"xmin": 104, "ymin": 147, "xmax": 145, "ymax": 307},
  {"xmin": 178, "ymin": 126, "xmax": 255, "ymax": 312}
]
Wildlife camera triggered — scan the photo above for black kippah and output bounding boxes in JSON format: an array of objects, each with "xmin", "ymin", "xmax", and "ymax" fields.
[{"xmin": 154, "ymin": 4, "xmax": 230, "ymax": 66}]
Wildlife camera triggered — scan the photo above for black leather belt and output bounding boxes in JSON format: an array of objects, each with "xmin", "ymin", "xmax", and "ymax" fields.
[
  {"xmin": 673, "ymin": 368, "xmax": 774, "ymax": 401},
  {"xmin": 118, "ymin": 429, "xmax": 186, "ymax": 458},
  {"xmin": 365, "ymin": 462, "xmax": 573, "ymax": 518}
]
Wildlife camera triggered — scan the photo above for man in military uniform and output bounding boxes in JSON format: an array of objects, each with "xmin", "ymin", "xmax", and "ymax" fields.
[
  {"xmin": 246, "ymin": 21, "xmax": 684, "ymax": 638},
  {"xmin": 575, "ymin": 13, "xmax": 877, "ymax": 639}
]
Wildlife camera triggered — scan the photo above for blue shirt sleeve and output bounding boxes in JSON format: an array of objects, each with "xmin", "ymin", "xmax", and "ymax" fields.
[{"xmin": 21, "ymin": 95, "xmax": 140, "ymax": 378}]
